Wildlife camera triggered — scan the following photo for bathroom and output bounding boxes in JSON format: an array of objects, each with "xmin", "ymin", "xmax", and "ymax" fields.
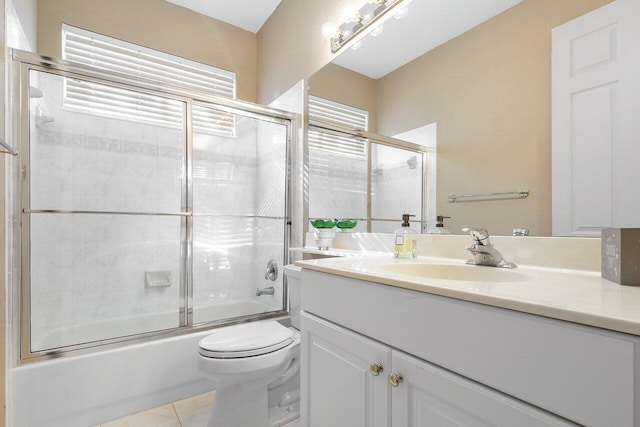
[{"xmin": 3, "ymin": 0, "xmax": 640, "ymax": 426}]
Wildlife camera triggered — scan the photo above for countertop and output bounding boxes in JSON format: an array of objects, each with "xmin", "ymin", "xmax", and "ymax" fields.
[{"xmin": 296, "ymin": 255, "xmax": 640, "ymax": 336}]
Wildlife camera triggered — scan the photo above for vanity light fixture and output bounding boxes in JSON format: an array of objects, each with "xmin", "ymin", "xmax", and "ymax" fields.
[{"xmin": 323, "ymin": 0, "xmax": 412, "ymax": 53}]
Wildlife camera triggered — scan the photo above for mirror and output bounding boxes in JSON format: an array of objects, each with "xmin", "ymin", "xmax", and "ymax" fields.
[{"xmin": 308, "ymin": 0, "xmax": 613, "ymax": 236}]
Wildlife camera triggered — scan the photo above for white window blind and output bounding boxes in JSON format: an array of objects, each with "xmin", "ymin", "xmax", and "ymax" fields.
[
  {"xmin": 308, "ymin": 96, "xmax": 368, "ymax": 158},
  {"xmin": 62, "ymin": 24, "xmax": 236, "ymax": 136}
]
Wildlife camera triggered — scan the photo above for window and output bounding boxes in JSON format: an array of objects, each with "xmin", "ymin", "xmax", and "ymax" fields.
[{"xmin": 62, "ymin": 24, "xmax": 236, "ymax": 136}]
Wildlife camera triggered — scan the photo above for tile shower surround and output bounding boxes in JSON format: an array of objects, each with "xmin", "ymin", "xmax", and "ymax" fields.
[{"xmin": 28, "ymin": 72, "xmax": 286, "ymax": 349}]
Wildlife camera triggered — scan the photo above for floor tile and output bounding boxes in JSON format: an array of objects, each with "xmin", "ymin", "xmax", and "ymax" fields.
[
  {"xmin": 101, "ymin": 403, "xmax": 181, "ymax": 427},
  {"xmin": 173, "ymin": 391, "xmax": 215, "ymax": 427}
]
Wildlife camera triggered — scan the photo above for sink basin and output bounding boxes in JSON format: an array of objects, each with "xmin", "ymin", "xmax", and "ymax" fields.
[{"xmin": 380, "ymin": 263, "xmax": 532, "ymax": 283}]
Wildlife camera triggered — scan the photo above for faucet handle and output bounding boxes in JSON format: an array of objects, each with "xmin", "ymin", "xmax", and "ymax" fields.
[{"xmin": 462, "ymin": 227, "xmax": 491, "ymax": 246}]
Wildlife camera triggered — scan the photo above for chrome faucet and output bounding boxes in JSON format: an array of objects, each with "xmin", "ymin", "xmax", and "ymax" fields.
[
  {"xmin": 462, "ymin": 228, "xmax": 517, "ymax": 268},
  {"xmin": 256, "ymin": 286, "xmax": 275, "ymax": 296},
  {"xmin": 264, "ymin": 259, "xmax": 278, "ymax": 281}
]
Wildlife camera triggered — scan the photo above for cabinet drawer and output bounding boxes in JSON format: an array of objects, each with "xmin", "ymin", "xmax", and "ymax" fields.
[{"xmin": 302, "ymin": 270, "xmax": 640, "ymax": 426}]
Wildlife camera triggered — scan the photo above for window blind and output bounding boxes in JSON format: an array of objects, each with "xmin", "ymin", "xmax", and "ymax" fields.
[
  {"xmin": 62, "ymin": 24, "xmax": 236, "ymax": 136},
  {"xmin": 308, "ymin": 96, "xmax": 368, "ymax": 158},
  {"xmin": 308, "ymin": 96, "xmax": 368, "ymax": 130}
]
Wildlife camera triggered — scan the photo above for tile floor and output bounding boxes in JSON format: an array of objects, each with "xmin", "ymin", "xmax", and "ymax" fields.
[{"xmin": 95, "ymin": 391, "xmax": 301, "ymax": 427}]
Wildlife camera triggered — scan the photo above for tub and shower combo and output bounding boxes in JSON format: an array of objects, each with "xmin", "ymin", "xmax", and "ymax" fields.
[{"xmin": 8, "ymin": 50, "xmax": 296, "ymax": 426}]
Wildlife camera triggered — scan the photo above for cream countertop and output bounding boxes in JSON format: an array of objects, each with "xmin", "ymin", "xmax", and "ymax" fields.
[{"xmin": 296, "ymin": 255, "xmax": 640, "ymax": 336}]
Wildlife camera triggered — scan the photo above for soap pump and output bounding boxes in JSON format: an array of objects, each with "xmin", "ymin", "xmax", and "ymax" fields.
[
  {"xmin": 394, "ymin": 214, "xmax": 417, "ymax": 259},
  {"xmin": 429, "ymin": 215, "xmax": 451, "ymax": 234}
]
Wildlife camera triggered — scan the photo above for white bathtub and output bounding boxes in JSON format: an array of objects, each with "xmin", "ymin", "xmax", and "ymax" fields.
[
  {"xmin": 35, "ymin": 299, "xmax": 274, "ymax": 351},
  {"xmin": 11, "ymin": 300, "xmax": 283, "ymax": 427}
]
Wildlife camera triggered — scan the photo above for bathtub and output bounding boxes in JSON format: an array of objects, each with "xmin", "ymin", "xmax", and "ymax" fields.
[
  {"xmin": 11, "ymin": 300, "xmax": 284, "ymax": 427},
  {"xmin": 34, "ymin": 299, "xmax": 274, "ymax": 351}
]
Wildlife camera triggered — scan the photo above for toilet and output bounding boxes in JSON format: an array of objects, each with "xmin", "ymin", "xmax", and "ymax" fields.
[{"xmin": 198, "ymin": 264, "xmax": 302, "ymax": 427}]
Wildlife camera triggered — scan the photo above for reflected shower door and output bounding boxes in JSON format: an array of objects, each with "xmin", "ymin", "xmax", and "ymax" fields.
[
  {"xmin": 371, "ymin": 143, "xmax": 424, "ymax": 233},
  {"xmin": 27, "ymin": 70, "xmax": 187, "ymax": 352},
  {"xmin": 192, "ymin": 104, "xmax": 288, "ymax": 324}
]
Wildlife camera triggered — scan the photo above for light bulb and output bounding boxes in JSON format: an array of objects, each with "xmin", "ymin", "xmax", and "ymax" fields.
[
  {"xmin": 341, "ymin": 5, "xmax": 356, "ymax": 22},
  {"xmin": 322, "ymin": 22, "xmax": 336, "ymax": 39}
]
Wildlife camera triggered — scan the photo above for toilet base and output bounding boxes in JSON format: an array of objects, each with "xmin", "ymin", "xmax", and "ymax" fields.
[
  {"xmin": 269, "ymin": 401, "xmax": 300, "ymax": 426},
  {"xmin": 208, "ymin": 384, "xmax": 300, "ymax": 427},
  {"xmin": 209, "ymin": 384, "xmax": 267, "ymax": 427}
]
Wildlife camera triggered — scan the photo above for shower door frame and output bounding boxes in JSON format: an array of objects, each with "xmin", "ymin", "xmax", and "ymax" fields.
[{"xmin": 12, "ymin": 49, "xmax": 297, "ymax": 363}]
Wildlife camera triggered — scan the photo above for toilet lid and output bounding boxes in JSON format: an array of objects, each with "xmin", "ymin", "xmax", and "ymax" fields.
[{"xmin": 199, "ymin": 321, "xmax": 294, "ymax": 358}]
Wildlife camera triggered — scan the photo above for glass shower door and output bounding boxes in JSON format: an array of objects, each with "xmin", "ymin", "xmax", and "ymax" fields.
[
  {"xmin": 26, "ymin": 69, "xmax": 187, "ymax": 352},
  {"xmin": 370, "ymin": 142, "xmax": 424, "ymax": 233},
  {"xmin": 191, "ymin": 103, "xmax": 288, "ymax": 325}
]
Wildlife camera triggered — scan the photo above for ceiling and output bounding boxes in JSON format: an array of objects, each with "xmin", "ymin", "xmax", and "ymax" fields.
[
  {"xmin": 166, "ymin": 0, "xmax": 523, "ymax": 79},
  {"xmin": 333, "ymin": 0, "xmax": 524, "ymax": 79},
  {"xmin": 165, "ymin": 0, "xmax": 282, "ymax": 33}
]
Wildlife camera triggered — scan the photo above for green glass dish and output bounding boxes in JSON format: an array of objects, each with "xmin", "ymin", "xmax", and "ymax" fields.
[
  {"xmin": 335, "ymin": 219, "xmax": 358, "ymax": 229},
  {"xmin": 310, "ymin": 219, "xmax": 337, "ymax": 229}
]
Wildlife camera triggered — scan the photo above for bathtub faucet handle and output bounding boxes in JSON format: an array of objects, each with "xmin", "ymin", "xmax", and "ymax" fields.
[{"xmin": 265, "ymin": 259, "xmax": 278, "ymax": 281}]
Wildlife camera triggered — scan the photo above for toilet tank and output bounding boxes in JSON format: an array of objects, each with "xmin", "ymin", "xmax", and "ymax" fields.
[{"xmin": 283, "ymin": 264, "xmax": 302, "ymax": 329}]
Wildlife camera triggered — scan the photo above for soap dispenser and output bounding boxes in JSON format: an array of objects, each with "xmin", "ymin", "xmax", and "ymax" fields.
[
  {"xmin": 428, "ymin": 215, "xmax": 451, "ymax": 234},
  {"xmin": 394, "ymin": 214, "xmax": 417, "ymax": 259}
]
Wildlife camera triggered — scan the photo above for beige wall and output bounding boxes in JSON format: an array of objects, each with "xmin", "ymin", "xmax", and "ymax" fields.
[
  {"xmin": 37, "ymin": 0, "xmax": 258, "ymax": 102},
  {"xmin": 309, "ymin": 63, "xmax": 378, "ymax": 133},
  {"xmin": 376, "ymin": 0, "xmax": 613, "ymax": 236},
  {"xmin": 257, "ymin": 0, "xmax": 350, "ymax": 104}
]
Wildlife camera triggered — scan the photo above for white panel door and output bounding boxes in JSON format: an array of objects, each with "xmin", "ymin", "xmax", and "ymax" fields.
[
  {"xmin": 552, "ymin": 0, "xmax": 640, "ymax": 236},
  {"xmin": 301, "ymin": 313, "xmax": 391, "ymax": 427},
  {"xmin": 390, "ymin": 351, "xmax": 577, "ymax": 427}
]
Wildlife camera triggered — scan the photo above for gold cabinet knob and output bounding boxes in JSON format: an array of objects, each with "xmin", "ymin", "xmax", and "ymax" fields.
[
  {"xmin": 389, "ymin": 373, "xmax": 403, "ymax": 387},
  {"xmin": 370, "ymin": 363, "xmax": 384, "ymax": 376}
]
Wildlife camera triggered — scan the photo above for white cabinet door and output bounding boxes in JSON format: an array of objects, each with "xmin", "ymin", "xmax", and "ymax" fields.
[
  {"xmin": 390, "ymin": 351, "xmax": 577, "ymax": 427},
  {"xmin": 552, "ymin": 0, "xmax": 640, "ymax": 236},
  {"xmin": 301, "ymin": 313, "xmax": 392, "ymax": 427}
]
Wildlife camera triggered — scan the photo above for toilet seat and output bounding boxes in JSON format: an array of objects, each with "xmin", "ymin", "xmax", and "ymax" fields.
[{"xmin": 199, "ymin": 321, "xmax": 294, "ymax": 359}]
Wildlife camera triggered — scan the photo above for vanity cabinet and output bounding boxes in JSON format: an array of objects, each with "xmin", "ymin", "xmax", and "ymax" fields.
[
  {"xmin": 302, "ymin": 313, "xmax": 575, "ymax": 427},
  {"xmin": 301, "ymin": 313, "xmax": 390, "ymax": 426},
  {"xmin": 300, "ymin": 269, "xmax": 640, "ymax": 427}
]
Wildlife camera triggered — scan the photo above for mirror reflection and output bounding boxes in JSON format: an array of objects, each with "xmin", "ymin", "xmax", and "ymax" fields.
[{"xmin": 309, "ymin": 0, "xmax": 614, "ymax": 236}]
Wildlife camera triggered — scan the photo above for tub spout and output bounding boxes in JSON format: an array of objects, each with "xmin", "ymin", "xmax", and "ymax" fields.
[{"xmin": 256, "ymin": 286, "xmax": 275, "ymax": 296}]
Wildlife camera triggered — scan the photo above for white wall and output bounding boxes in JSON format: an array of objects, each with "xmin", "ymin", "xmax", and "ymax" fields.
[{"xmin": 6, "ymin": 0, "xmax": 37, "ymax": 51}]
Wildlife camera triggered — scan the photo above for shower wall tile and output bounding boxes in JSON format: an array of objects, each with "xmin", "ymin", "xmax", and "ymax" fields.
[
  {"xmin": 256, "ymin": 120, "xmax": 287, "ymax": 218},
  {"xmin": 31, "ymin": 72, "xmax": 185, "ymax": 214},
  {"xmin": 29, "ymin": 214, "xmax": 183, "ymax": 351},
  {"xmin": 192, "ymin": 115, "xmax": 258, "ymax": 216},
  {"xmin": 371, "ymin": 145, "xmax": 423, "ymax": 222}
]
